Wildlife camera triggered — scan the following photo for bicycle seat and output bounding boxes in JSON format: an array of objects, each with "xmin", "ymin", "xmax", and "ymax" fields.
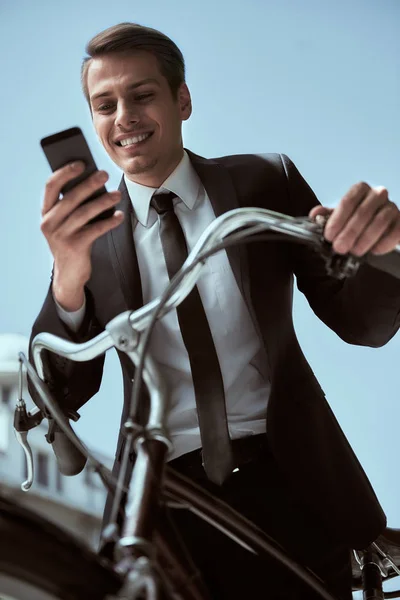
[{"xmin": 352, "ymin": 527, "xmax": 400, "ymax": 591}]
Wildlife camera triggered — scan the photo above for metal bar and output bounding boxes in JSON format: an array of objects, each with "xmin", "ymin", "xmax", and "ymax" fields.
[
  {"xmin": 32, "ymin": 328, "xmax": 113, "ymax": 379},
  {"xmin": 360, "ymin": 549, "xmax": 384, "ymax": 600},
  {"xmin": 117, "ymin": 439, "xmax": 169, "ymax": 558}
]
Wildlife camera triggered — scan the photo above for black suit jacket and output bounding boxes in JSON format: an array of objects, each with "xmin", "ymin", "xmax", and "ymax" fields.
[{"xmin": 29, "ymin": 151, "xmax": 400, "ymax": 549}]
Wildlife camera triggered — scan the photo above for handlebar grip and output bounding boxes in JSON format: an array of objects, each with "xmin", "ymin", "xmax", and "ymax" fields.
[
  {"xmin": 365, "ymin": 249, "xmax": 400, "ymax": 280},
  {"xmin": 52, "ymin": 422, "xmax": 87, "ymax": 476}
]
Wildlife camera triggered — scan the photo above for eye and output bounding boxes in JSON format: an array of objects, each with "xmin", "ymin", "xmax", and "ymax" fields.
[
  {"xmin": 97, "ymin": 103, "xmax": 114, "ymax": 112},
  {"xmin": 135, "ymin": 92, "xmax": 154, "ymax": 102}
]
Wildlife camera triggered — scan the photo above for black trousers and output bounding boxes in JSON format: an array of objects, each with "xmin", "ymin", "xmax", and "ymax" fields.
[{"xmin": 167, "ymin": 437, "xmax": 353, "ymax": 600}]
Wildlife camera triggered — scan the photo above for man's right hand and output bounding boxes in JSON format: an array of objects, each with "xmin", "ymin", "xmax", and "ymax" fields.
[{"xmin": 41, "ymin": 161, "xmax": 124, "ymax": 312}]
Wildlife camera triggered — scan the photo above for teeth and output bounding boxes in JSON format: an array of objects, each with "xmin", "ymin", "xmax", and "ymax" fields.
[{"xmin": 120, "ymin": 133, "xmax": 151, "ymax": 146}]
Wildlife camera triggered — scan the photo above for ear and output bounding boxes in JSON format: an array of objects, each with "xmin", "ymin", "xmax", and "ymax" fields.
[{"xmin": 178, "ymin": 83, "xmax": 192, "ymax": 121}]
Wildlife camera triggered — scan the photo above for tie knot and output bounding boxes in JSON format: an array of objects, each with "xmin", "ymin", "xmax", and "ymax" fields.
[{"xmin": 151, "ymin": 191, "xmax": 177, "ymax": 215}]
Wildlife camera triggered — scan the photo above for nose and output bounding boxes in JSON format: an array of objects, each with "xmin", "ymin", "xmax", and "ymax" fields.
[{"xmin": 115, "ymin": 100, "xmax": 140, "ymax": 130}]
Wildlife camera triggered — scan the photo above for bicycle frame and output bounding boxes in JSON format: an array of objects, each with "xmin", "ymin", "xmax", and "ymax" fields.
[{"xmin": 20, "ymin": 208, "xmax": 400, "ymax": 599}]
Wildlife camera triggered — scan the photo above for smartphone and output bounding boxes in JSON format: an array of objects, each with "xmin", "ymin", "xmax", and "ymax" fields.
[{"xmin": 40, "ymin": 126, "xmax": 116, "ymax": 223}]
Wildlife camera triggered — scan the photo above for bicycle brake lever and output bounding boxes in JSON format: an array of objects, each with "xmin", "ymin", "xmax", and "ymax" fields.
[
  {"xmin": 14, "ymin": 428, "xmax": 34, "ymax": 491},
  {"xmin": 13, "ymin": 358, "xmax": 44, "ymax": 491},
  {"xmin": 14, "ymin": 401, "xmax": 44, "ymax": 491}
]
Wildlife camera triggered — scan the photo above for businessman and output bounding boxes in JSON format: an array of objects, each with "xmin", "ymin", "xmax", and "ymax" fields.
[{"xmin": 30, "ymin": 22, "xmax": 400, "ymax": 599}]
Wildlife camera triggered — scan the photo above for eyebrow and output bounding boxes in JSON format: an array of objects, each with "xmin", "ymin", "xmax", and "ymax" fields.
[{"xmin": 90, "ymin": 78, "xmax": 160, "ymax": 102}]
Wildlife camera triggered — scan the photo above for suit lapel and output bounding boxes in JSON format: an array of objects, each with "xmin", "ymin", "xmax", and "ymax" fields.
[
  {"xmin": 107, "ymin": 152, "xmax": 250, "ymax": 315},
  {"xmin": 108, "ymin": 177, "xmax": 143, "ymax": 311},
  {"xmin": 187, "ymin": 150, "xmax": 250, "ymax": 305}
]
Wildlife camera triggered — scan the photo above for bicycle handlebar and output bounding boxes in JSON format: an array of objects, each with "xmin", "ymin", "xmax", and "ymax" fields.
[
  {"xmin": 26, "ymin": 208, "xmax": 400, "ymax": 478},
  {"xmin": 17, "ymin": 205, "xmax": 400, "ymax": 600},
  {"xmin": 31, "ymin": 207, "xmax": 400, "ymax": 373}
]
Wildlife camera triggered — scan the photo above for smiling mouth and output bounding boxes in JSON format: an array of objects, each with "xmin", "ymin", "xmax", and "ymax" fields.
[{"xmin": 115, "ymin": 132, "xmax": 153, "ymax": 147}]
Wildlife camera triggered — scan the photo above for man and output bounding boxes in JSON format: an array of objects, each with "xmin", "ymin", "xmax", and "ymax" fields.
[{"xmin": 30, "ymin": 22, "xmax": 400, "ymax": 599}]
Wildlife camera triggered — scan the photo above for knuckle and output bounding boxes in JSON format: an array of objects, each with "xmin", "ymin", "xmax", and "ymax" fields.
[
  {"xmin": 355, "ymin": 202, "xmax": 372, "ymax": 219},
  {"xmin": 341, "ymin": 194, "xmax": 355, "ymax": 209},
  {"xmin": 45, "ymin": 169, "xmax": 69, "ymax": 194},
  {"xmin": 44, "ymin": 177, "xmax": 56, "ymax": 193},
  {"xmin": 356, "ymin": 181, "xmax": 370, "ymax": 193},
  {"xmin": 345, "ymin": 224, "xmax": 360, "ymax": 240},
  {"xmin": 40, "ymin": 213, "xmax": 52, "ymax": 233},
  {"xmin": 40, "ymin": 219, "xmax": 48, "ymax": 234}
]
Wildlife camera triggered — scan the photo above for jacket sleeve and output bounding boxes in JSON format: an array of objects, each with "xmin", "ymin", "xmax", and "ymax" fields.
[
  {"xmin": 281, "ymin": 153, "xmax": 400, "ymax": 347},
  {"xmin": 28, "ymin": 282, "xmax": 105, "ymax": 415}
]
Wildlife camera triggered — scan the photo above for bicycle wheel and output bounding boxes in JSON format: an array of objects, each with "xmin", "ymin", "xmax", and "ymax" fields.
[
  {"xmin": 0, "ymin": 571, "xmax": 62, "ymax": 599},
  {"xmin": 0, "ymin": 495, "xmax": 122, "ymax": 600}
]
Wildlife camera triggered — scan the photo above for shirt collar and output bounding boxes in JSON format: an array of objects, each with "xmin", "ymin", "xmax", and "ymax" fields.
[{"xmin": 124, "ymin": 150, "xmax": 201, "ymax": 227}]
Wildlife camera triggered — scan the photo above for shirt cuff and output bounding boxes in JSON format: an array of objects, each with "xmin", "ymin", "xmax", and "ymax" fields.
[{"xmin": 54, "ymin": 294, "xmax": 86, "ymax": 333}]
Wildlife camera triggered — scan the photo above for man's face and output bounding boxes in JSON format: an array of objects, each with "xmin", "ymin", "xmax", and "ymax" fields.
[{"xmin": 87, "ymin": 51, "xmax": 191, "ymax": 186}]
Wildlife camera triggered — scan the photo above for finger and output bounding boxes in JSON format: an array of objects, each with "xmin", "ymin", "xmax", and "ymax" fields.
[
  {"xmin": 41, "ymin": 170, "xmax": 110, "ymax": 235},
  {"xmin": 81, "ymin": 210, "xmax": 125, "ymax": 246},
  {"xmin": 62, "ymin": 191, "xmax": 122, "ymax": 235},
  {"xmin": 370, "ymin": 212, "xmax": 400, "ymax": 255},
  {"xmin": 324, "ymin": 182, "xmax": 371, "ymax": 243},
  {"xmin": 54, "ymin": 170, "xmax": 110, "ymax": 223},
  {"xmin": 41, "ymin": 161, "xmax": 85, "ymax": 215},
  {"xmin": 308, "ymin": 205, "xmax": 333, "ymax": 220},
  {"xmin": 330, "ymin": 186, "xmax": 389, "ymax": 254},
  {"xmin": 349, "ymin": 200, "xmax": 397, "ymax": 255}
]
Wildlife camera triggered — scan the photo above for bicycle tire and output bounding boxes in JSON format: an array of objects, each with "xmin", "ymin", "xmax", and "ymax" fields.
[
  {"xmin": 0, "ymin": 571, "xmax": 62, "ymax": 600},
  {"xmin": 0, "ymin": 495, "xmax": 122, "ymax": 600}
]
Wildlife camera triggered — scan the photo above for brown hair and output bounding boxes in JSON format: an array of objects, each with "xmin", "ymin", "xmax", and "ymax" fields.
[{"xmin": 81, "ymin": 23, "xmax": 186, "ymax": 103}]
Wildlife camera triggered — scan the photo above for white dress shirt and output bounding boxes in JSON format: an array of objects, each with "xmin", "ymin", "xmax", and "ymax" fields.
[{"xmin": 56, "ymin": 151, "xmax": 271, "ymax": 459}]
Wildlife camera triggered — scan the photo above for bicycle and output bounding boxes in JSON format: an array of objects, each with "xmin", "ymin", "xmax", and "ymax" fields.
[{"xmin": 3, "ymin": 207, "xmax": 400, "ymax": 599}]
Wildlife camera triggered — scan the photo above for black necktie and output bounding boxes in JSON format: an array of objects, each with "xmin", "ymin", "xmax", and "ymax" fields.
[{"xmin": 151, "ymin": 192, "xmax": 234, "ymax": 485}]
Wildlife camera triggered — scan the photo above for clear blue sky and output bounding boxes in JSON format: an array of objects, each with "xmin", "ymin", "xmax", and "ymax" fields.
[{"xmin": 1, "ymin": 0, "xmax": 400, "ymax": 531}]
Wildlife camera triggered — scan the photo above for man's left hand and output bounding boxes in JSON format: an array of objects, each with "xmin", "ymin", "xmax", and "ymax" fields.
[{"xmin": 309, "ymin": 182, "xmax": 400, "ymax": 256}]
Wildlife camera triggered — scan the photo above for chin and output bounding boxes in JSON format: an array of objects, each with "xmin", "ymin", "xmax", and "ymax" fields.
[{"xmin": 125, "ymin": 156, "xmax": 158, "ymax": 176}]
